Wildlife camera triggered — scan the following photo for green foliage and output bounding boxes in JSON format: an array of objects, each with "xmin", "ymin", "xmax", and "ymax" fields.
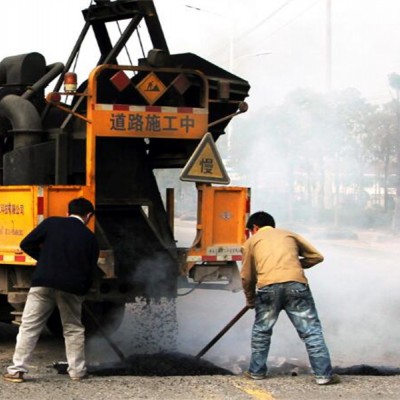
[
  {"xmin": 232, "ymin": 86, "xmax": 398, "ymax": 229},
  {"xmin": 388, "ymin": 72, "xmax": 400, "ymax": 91}
]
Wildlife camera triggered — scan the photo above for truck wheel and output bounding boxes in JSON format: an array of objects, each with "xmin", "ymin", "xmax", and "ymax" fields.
[
  {"xmin": 46, "ymin": 302, "xmax": 125, "ymax": 337},
  {"xmin": 0, "ymin": 294, "xmax": 14, "ymax": 323}
]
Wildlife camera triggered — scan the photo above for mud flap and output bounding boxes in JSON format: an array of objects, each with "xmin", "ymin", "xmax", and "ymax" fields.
[
  {"xmin": 185, "ymin": 262, "xmax": 242, "ymax": 292},
  {"xmin": 224, "ymin": 263, "xmax": 242, "ymax": 292}
]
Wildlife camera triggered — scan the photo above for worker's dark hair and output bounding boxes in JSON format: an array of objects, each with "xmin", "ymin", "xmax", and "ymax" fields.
[
  {"xmin": 68, "ymin": 197, "xmax": 95, "ymax": 217},
  {"xmin": 246, "ymin": 211, "xmax": 275, "ymax": 229}
]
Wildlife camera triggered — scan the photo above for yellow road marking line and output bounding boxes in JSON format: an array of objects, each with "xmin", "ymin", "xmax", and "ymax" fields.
[{"xmin": 233, "ymin": 380, "xmax": 276, "ymax": 400}]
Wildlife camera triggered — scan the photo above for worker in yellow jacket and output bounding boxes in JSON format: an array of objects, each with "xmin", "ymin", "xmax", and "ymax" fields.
[{"xmin": 241, "ymin": 211, "xmax": 339, "ymax": 385}]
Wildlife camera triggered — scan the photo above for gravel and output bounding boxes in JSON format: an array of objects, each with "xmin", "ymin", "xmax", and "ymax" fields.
[{"xmin": 2, "ymin": 319, "xmax": 400, "ymax": 399}]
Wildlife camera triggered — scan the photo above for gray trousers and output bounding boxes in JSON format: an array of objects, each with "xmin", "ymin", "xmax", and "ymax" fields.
[{"xmin": 7, "ymin": 287, "xmax": 87, "ymax": 379}]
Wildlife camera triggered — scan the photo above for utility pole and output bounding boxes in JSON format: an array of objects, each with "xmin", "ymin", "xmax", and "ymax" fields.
[
  {"xmin": 326, "ymin": 0, "xmax": 332, "ymax": 91},
  {"xmin": 394, "ymin": 87, "xmax": 400, "ymax": 233},
  {"xmin": 226, "ymin": 0, "xmax": 235, "ymax": 160},
  {"xmin": 388, "ymin": 73, "xmax": 400, "ymax": 233}
]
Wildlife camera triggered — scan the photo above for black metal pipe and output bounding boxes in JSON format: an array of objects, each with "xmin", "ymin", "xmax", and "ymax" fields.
[
  {"xmin": 102, "ymin": 14, "xmax": 142, "ymax": 64},
  {"xmin": 41, "ymin": 20, "xmax": 91, "ymax": 122},
  {"xmin": 22, "ymin": 62, "xmax": 65, "ymax": 100},
  {"xmin": 52, "ymin": 20, "xmax": 92, "ymax": 93},
  {"xmin": 82, "ymin": 303, "xmax": 126, "ymax": 363},
  {"xmin": 0, "ymin": 94, "xmax": 42, "ymax": 148},
  {"xmin": 196, "ymin": 306, "xmax": 250, "ymax": 359}
]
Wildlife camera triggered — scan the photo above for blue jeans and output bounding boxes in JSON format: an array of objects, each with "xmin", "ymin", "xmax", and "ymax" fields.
[{"xmin": 249, "ymin": 282, "xmax": 333, "ymax": 379}]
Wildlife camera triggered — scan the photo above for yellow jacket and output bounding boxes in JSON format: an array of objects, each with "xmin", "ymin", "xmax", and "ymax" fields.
[{"xmin": 240, "ymin": 226, "xmax": 324, "ymax": 306}]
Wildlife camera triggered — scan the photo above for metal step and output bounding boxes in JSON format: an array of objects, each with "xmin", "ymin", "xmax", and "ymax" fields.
[{"xmin": 10, "ymin": 310, "xmax": 23, "ymax": 325}]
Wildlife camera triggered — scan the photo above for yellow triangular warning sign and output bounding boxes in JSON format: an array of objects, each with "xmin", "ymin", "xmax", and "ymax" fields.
[{"xmin": 180, "ymin": 132, "xmax": 230, "ymax": 184}]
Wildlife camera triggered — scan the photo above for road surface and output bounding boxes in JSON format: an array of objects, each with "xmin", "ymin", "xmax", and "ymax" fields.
[{"xmin": 0, "ymin": 221, "xmax": 399, "ymax": 399}]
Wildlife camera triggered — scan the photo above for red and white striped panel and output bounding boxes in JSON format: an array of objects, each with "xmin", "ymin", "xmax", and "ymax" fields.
[
  {"xmin": 0, "ymin": 254, "xmax": 27, "ymax": 263},
  {"xmin": 37, "ymin": 186, "xmax": 44, "ymax": 224},
  {"xmin": 245, "ymin": 188, "xmax": 251, "ymax": 239},
  {"xmin": 93, "ymin": 104, "xmax": 208, "ymax": 114},
  {"xmin": 187, "ymin": 255, "xmax": 242, "ymax": 263}
]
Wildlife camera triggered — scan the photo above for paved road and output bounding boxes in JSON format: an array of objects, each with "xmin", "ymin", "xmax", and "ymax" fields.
[
  {"xmin": 1, "ymin": 224, "xmax": 399, "ymax": 399},
  {"xmin": 1, "ymin": 323, "xmax": 400, "ymax": 400},
  {"xmin": 176, "ymin": 222, "xmax": 400, "ymax": 369}
]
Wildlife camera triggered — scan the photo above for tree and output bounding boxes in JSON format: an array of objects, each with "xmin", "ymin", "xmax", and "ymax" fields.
[
  {"xmin": 333, "ymin": 89, "xmax": 376, "ymax": 207},
  {"xmin": 388, "ymin": 73, "xmax": 400, "ymax": 232},
  {"xmin": 233, "ymin": 86, "xmax": 395, "ymax": 229},
  {"xmin": 363, "ymin": 103, "xmax": 396, "ymax": 212}
]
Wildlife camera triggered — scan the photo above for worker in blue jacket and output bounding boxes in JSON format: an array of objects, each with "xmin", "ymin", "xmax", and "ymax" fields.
[{"xmin": 3, "ymin": 197, "xmax": 99, "ymax": 383}]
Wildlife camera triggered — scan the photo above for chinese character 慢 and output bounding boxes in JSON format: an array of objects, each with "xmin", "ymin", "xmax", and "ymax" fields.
[{"xmin": 200, "ymin": 158, "xmax": 214, "ymax": 174}]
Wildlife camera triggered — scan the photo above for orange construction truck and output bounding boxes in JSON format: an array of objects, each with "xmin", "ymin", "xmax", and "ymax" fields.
[{"xmin": 0, "ymin": 0, "xmax": 250, "ymax": 336}]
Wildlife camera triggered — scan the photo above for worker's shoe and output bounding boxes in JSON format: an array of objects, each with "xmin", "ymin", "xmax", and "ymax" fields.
[
  {"xmin": 315, "ymin": 374, "xmax": 341, "ymax": 385},
  {"xmin": 70, "ymin": 374, "xmax": 89, "ymax": 381},
  {"xmin": 243, "ymin": 370, "xmax": 266, "ymax": 380},
  {"xmin": 2, "ymin": 371, "xmax": 25, "ymax": 383}
]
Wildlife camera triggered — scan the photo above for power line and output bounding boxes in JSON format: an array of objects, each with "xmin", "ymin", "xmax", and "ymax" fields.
[
  {"xmin": 236, "ymin": 0, "xmax": 296, "ymax": 45},
  {"xmin": 208, "ymin": 0, "xmax": 324, "ymax": 65},
  {"xmin": 261, "ymin": 0, "xmax": 325, "ymax": 42},
  {"xmin": 185, "ymin": 1, "xmax": 294, "ymax": 60}
]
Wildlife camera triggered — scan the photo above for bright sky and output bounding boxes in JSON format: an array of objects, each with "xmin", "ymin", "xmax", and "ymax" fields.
[
  {"xmin": 1, "ymin": 0, "xmax": 399, "ymax": 109},
  {"xmin": 155, "ymin": 0, "xmax": 400, "ymax": 108}
]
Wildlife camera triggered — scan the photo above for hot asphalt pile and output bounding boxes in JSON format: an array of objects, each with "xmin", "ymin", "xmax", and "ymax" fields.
[
  {"xmin": 54, "ymin": 352, "xmax": 232, "ymax": 376},
  {"xmin": 53, "ymin": 356, "xmax": 400, "ymax": 378},
  {"xmin": 333, "ymin": 365, "xmax": 400, "ymax": 376}
]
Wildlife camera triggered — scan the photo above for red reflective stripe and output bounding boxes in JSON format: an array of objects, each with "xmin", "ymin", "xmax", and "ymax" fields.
[
  {"xmin": 0, "ymin": 255, "xmax": 29, "ymax": 263},
  {"xmin": 177, "ymin": 107, "xmax": 193, "ymax": 113},
  {"xmin": 245, "ymin": 188, "xmax": 251, "ymax": 239},
  {"xmin": 37, "ymin": 196, "xmax": 44, "ymax": 215},
  {"xmin": 146, "ymin": 106, "xmax": 162, "ymax": 112},
  {"xmin": 94, "ymin": 104, "xmax": 200, "ymax": 113},
  {"xmin": 197, "ymin": 255, "xmax": 242, "ymax": 262},
  {"xmin": 113, "ymin": 104, "xmax": 129, "ymax": 111},
  {"xmin": 246, "ymin": 188, "xmax": 251, "ymax": 213},
  {"xmin": 201, "ymin": 256, "xmax": 217, "ymax": 262}
]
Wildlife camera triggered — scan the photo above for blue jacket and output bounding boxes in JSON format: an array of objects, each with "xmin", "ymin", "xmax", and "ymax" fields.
[{"xmin": 20, "ymin": 216, "xmax": 99, "ymax": 295}]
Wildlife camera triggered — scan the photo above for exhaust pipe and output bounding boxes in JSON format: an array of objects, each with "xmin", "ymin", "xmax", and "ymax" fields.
[{"xmin": 0, "ymin": 94, "xmax": 42, "ymax": 149}]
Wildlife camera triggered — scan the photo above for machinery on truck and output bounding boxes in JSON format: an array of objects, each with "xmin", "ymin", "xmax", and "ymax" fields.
[{"xmin": 0, "ymin": 0, "xmax": 250, "ymax": 334}]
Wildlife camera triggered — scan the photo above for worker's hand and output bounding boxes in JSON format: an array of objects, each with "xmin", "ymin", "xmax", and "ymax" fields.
[{"xmin": 246, "ymin": 299, "xmax": 255, "ymax": 309}]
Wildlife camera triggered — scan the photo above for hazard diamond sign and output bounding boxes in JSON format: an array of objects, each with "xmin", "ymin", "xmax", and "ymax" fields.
[
  {"xmin": 180, "ymin": 132, "xmax": 230, "ymax": 184},
  {"xmin": 136, "ymin": 72, "xmax": 166, "ymax": 105}
]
